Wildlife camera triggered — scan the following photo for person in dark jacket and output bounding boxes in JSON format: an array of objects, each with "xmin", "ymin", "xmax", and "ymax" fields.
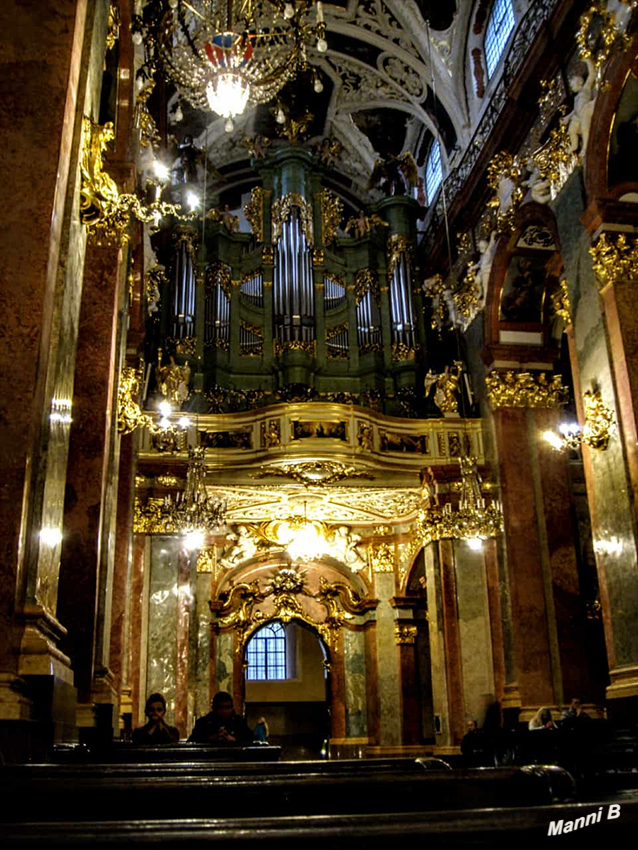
[
  {"xmin": 188, "ymin": 691, "xmax": 253, "ymax": 745},
  {"xmin": 132, "ymin": 693, "xmax": 180, "ymax": 744}
]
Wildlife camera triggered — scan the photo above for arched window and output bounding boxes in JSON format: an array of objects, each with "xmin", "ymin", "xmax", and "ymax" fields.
[
  {"xmin": 425, "ymin": 140, "xmax": 443, "ymax": 205},
  {"xmin": 484, "ymin": 0, "xmax": 515, "ymax": 79},
  {"xmin": 246, "ymin": 622, "xmax": 287, "ymax": 680}
]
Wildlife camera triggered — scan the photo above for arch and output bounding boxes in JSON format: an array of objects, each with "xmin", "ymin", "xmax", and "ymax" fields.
[{"xmin": 585, "ymin": 31, "xmax": 638, "ymax": 204}]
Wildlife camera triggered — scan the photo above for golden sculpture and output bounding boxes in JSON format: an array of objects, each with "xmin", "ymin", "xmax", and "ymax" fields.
[
  {"xmin": 155, "ymin": 348, "xmax": 191, "ymax": 406},
  {"xmin": 311, "ymin": 137, "xmax": 344, "ymax": 167},
  {"xmin": 243, "ymin": 135, "xmax": 271, "ymax": 160},
  {"xmin": 387, "ymin": 235, "xmax": 413, "ymax": 277},
  {"xmin": 424, "ymin": 362, "xmax": 464, "ymax": 415},
  {"xmin": 196, "ymin": 547, "xmax": 217, "ymax": 574},
  {"xmin": 344, "ymin": 211, "xmax": 388, "ymax": 239},
  {"xmin": 353, "ymin": 269, "xmax": 380, "ymax": 306},
  {"xmin": 577, "ymin": 2, "xmax": 626, "ymax": 71},
  {"xmin": 392, "ymin": 343, "xmax": 417, "ymax": 362},
  {"xmin": 260, "ymin": 419, "xmax": 281, "ymax": 449},
  {"xmin": 487, "ymin": 150, "xmax": 526, "ymax": 234},
  {"xmin": 395, "ymin": 625, "xmax": 418, "ymax": 645},
  {"xmin": 551, "ymin": 279, "xmax": 572, "ymax": 324},
  {"xmin": 486, "ymin": 371, "xmax": 568, "ymax": 409},
  {"xmin": 118, "ymin": 365, "xmax": 156, "ymax": 435},
  {"xmin": 135, "ymin": 80, "xmax": 161, "ymax": 150},
  {"xmin": 423, "ymin": 274, "xmax": 450, "ymax": 330},
  {"xmin": 316, "ymin": 189, "xmax": 343, "ymax": 247},
  {"xmin": 243, "ymin": 187, "xmax": 269, "ymax": 243},
  {"xmin": 590, "ymin": 232, "xmax": 638, "ymax": 290},
  {"xmin": 106, "ymin": 3, "xmax": 121, "ymax": 51},
  {"xmin": 582, "ymin": 390, "xmax": 616, "ymax": 451},
  {"xmin": 368, "ymin": 542, "xmax": 395, "ymax": 573}
]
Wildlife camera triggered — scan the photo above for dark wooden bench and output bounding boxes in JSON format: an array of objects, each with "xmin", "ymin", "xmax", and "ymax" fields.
[
  {"xmin": 52, "ymin": 744, "xmax": 282, "ymax": 763},
  {"xmin": 0, "ymin": 765, "xmax": 575, "ymax": 823}
]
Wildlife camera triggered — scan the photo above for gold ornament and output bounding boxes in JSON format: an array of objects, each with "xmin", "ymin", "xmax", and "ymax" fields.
[
  {"xmin": 486, "ymin": 371, "xmax": 568, "ymax": 409},
  {"xmin": 272, "ymin": 193, "xmax": 314, "ymax": 245},
  {"xmin": 316, "ymin": 189, "xmax": 343, "ymax": 247},
  {"xmin": 590, "ymin": 232, "xmax": 638, "ymax": 290}
]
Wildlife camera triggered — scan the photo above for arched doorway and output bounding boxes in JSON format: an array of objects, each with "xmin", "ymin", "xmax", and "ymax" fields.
[{"xmin": 243, "ymin": 619, "xmax": 331, "ymax": 759}]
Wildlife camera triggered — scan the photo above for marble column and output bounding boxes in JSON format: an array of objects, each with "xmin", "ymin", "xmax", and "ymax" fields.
[
  {"xmin": 329, "ymin": 631, "xmax": 347, "ymax": 741},
  {"xmin": 57, "ymin": 241, "xmax": 126, "ymax": 738},
  {"xmin": 372, "ymin": 573, "xmax": 401, "ymax": 748},
  {"xmin": 128, "ymin": 534, "xmax": 149, "ymax": 728},
  {"xmin": 0, "ymin": 0, "xmax": 101, "ymax": 756},
  {"xmin": 364, "ymin": 622, "xmax": 380, "ymax": 746},
  {"xmin": 437, "ymin": 541, "xmax": 466, "ymax": 747}
]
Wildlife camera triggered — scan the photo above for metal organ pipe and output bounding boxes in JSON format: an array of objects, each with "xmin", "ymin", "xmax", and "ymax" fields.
[
  {"xmin": 172, "ymin": 240, "xmax": 196, "ymax": 339},
  {"xmin": 273, "ymin": 208, "xmax": 314, "ymax": 343}
]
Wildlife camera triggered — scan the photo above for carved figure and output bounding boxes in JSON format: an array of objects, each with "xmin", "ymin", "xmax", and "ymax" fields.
[
  {"xmin": 333, "ymin": 526, "xmax": 366, "ymax": 572},
  {"xmin": 177, "ymin": 135, "xmax": 203, "ymax": 184},
  {"xmin": 312, "ymin": 137, "xmax": 344, "ymax": 167},
  {"xmin": 156, "ymin": 349, "xmax": 191, "ymax": 405},
  {"xmin": 420, "ymin": 467, "xmax": 439, "ymax": 508},
  {"xmin": 344, "ymin": 211, "xmax": 388, "ymax": 239},
  {"xmin": 523, "ymin": 158, "xmax": 552, "ymax": 205},
  {"xmin": 470, "ymin": 230, "xmax": 498, "ymax": 297},
  {"xmin": 357, "ymin": 422, "xmax": 373, "ymax": 452},
  {"xmin": 262, "ymin": 420, "xmax": 281, "ymax": 448},
  {"xmin": 368, "ymin": 151, "xmax": 419, "ymax": 196},
  {"xmin": 244, "ymin": 135, "xmax": 271, "ymax": 159},
  {"xmin": 563, "ymin": 57, "xmax": 597, "ymax": 157},
  {"xmin": 424, "ymin": 362, "xmax": 463, "ymax": 415},
  {"xmin": 219, "ymin": 525, "xmax": 258, "ymax": 570}
]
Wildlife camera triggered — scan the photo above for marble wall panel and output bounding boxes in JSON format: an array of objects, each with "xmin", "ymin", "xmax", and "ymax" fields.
[
  {"xmin": 374, "ymin": 573, "xmax": 401, "ymax": 747},
  {"xmin": 194, "ymin": 573, "xmax": 212, "ymax": 723},
  {"xmin": 146, "ymin": 538, "xmax": 179, "ymax": 724},
  {"xmin": 424, "ymin": 543, "xmax": 449, "ymax": 746},
  {"xmin": 216, "ymin": 632, "xmax": 234, "ymax": 697},
  {"xmin": 343, "ymin": 628, "xmax": 367, "ymax": 738},
  {"xmin": 454, "ymin": 541, "xmax": 495, "ymax": 726}
]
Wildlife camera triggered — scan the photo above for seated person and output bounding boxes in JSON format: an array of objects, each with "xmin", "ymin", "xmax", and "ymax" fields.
[
  {"xmin": 132, "ymin": 693, "xmax": 179, "ymax": 744},
  {"xmin": 461, "ymin": 719, "xmax": 488, "ymax": 766},
  {"xmin": 253, "ymin": 716, "xmax": 269, "ymax": 743},
  {"xmin": 188, "ymin": 691, "xmax": 253, "ymax": 745},
  {"xmin": 528, "ymin": 707, "xmax": 557, "ymax": 730},
  {"xmin": 560, "ymin": 697, "xmax": 591, "ymax": 730}
]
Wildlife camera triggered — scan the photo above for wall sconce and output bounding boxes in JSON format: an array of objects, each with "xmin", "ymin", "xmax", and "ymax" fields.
[{"xmin": 542, "ymin": 390, "xmax": 616, "ymax": 452}]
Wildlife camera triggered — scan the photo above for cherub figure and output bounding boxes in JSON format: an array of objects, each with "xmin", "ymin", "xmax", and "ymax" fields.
[
  {"xmin": 156, "ymin": 349, "xmax": 191, "ymax": 405},
  {"xmin": 244, "ymin": 135, "xmax": 271, "ymax": 160},
  {"xmin": 312, "ymin": 137, "xmax": 344, "ymax": 167},
  {"xmin": 344, "ymin": 211, "xmax": 388, "ymax": 239},
  {"xmin": 562, "ymin": 57, "xmax": 597, "ymax": 158},
  {"xmin": 368, "ymin": 151, "xmax": 419, "ymax": 196},
  {"xmin": 219, "ymin": 526, "xmax": 258, "ymax": 570},
  {"xmin": 424, "ymin": 362, "xmax": 464, "ymax": 415},
  {"xmin": 468, "ymin": 230, "xmax": 498, "ymax": 298},
  {"xmin": 357, "ymin": 422, "xmax": 373, "ymax": 451},
  {"xmin": 523, "ymin": 157, "xmax": 552, "ymax": 205}
]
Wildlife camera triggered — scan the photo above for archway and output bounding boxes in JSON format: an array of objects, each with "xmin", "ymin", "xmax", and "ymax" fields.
[{"xmin": 243, "ymin": 619, "xmax": 331, "ymax": 760}]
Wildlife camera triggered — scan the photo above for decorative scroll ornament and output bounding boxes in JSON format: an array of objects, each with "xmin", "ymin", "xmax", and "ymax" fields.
[
  {"xmin": 135, "ymin": 80, "xmax": 161, "ymax": 150},
  {"xmin": 316, "ymin": 189, "xmax": 343, "ymax": 247},
  {"xmin": 395, "ymin": 625, "xmax": 418, "ymax": 645},
  {"xmin": 387, "ymin": 234, "xmax": 413, "ymax": 277},
  {"xmin": 254, "ymin": 461, "xmax": 373, "ymax": 488},
  {"xmin": 354, "ymin": 269, "xmax": 380, "ymax": 306},
  {"xmin": 273, "ymin": 339, "xmax": 316, "ymax": 355},
  {"xmin": 392, "ymin": 343, "xmax": 417, "ymax": 362},
  {"xmin": 417, "ymin": 458, "xmax": 503, "ymax": 545},
  {"xmin": 243, "ymin": 187, "xmax": 269, "ymax": 243},
  {"xmin": 118, "ymin": 366, "xmax": 157, "ymax": 435},
  {"xmin": 106, "ymin": 3, "xmax": 121, "ymax": 51},
  {"xmin": 206, "ymin": 260, "xmax": 233, "ymax": 297},
  {"xmin": 543, "ymin": 390, "xmax": 616, "ymax": 452},
  {"xmin": 424, "ymin": 274, "xmax": 451, "ymax": 330},
  {"xmin": 577, "ymin": 2, "xmax": 627, "ymax": 71},
  {"xmin": 486, "ymin": 371, "xmax": 569, "ymax": 410},
  {"xmin": 528, "ymin": 117, "xmax": 577, "ymax": 200},
  {"xmin": 214, "ymin": 565, "xmax": 369, "ymax": 651},
  {"xmin": 551, "ymin": 279, "xmax": 572, "ymax": 325},
  {"xmin": 144, "ymin": 263, "xmax": 168, "ymax": 316},
  {"xmin": 487, "ymin": 151, "xmax": 526, "ymax": 234},
  {"xmin": 271, "ymin": 193, "xmax": 314, "ymax": 245},
  {"xmin": 80, "ymin": 117, "xmax": 196, "ymax": 245},
  {"xmin": 590, "ymin": 233, "xmax": 638, "ymax": 290}
]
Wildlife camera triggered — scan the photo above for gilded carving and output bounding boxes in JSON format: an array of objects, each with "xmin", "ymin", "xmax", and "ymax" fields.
[
  {"xmin": 254, "ymin": 461, "xmax": 372, "ymax": 487},
  {"xmin": 206, "ymin": 260, "xmax": 233, "ymax": 297},
  {"xmin": 354, "ymin": 269, "xmax": 380, "ymax": 306},
  {"xmin": 395, "ymin": 624, "xmax": 418, "ymax": 645},
  {"xmin": 487, "ymin": 151, "xmax": 526, "ymax": 234},
  {"xmin": 118, "ymin": 366, "xmax": 157, "ymax": 435},
  {"xmin": 243, "ymin": 187, "xmax": 270, "ymax": 243},
  {"xmin": 590, "ymin": 232, "xmax": 638, "ymax": 289},
  {"xmin": 582, "ymin": 390, "xmax": 616, "ymax": 450},
  {"xmin": 392, "ymin": 343, "xmax": 417, "ymax": 361},
  {"xmin": 316, "ymin": 189, "xmax": 343, "ymax": 247},
  {"xmin": 387, "ymin": 234, "xmax": 413, "ymax": 277},
  {"xmin": 424, "ymin": 362, "xmax": 464, "ymax": 415},
  {"xmin": 272, "ymin": 193, "xmax": 314, "ymax": 245},
  {"xmin": 551, "ymin": 279, "xmax": 572, "ymax": 324},
  {"xmin": 486, "ymin": 371, "xmax": 568, "ymax": 409},
  {"xmin": 260, "ymin": 419, "xmax": 281, "ymax": 449},
  {"xmin": 577, "ymin": 2, "xmax": 626, "ymax": 70},
  {"xmin": 273, "ymin": 339, "xmax": 316, "ymax": 356},
  {"xmin": 368, "ymin": 542, "xmax": 395, "ymax": 573},
  {"xmin": 196, "ymin": 547, "xmax": 217, "ymax": 574},
  {"xmin": 135, "ymin": 80, "xmax": 161, "ymax": 150}
]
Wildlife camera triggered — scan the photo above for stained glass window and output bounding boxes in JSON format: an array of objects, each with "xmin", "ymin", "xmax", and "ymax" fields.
[
  {"xmin": 246, "ymin": 621, "xmax": 287, "ymax": 680},
  {"xmin": 485, "ymin": 0, "xmax": 515, "ymax": 79}
]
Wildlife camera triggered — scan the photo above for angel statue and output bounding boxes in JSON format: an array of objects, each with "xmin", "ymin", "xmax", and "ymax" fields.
[
  {"xmin": 311, "ymin": 137, "xmax": 344, "ymax": 168},
  {"xmin": 155, "ymin": 348, "xmax": 191, "ymax": 406},
  {"xmin": 562, "ymin": 57, "xmax": 597, "ymax": 158},
  {"xmin": 344, "ymin": 210, "xmax": 389, "ymax": 239},
  {"xmin": 424, "ymin": 361, "xmax": 464, "ymax": 415},
  {"xmin": 368, "ymin": 151, "xmax": 419, "ymax": 196},
  {"xmin": 243, "ymin": 135, "xmax": 271, "ymax": 160}
]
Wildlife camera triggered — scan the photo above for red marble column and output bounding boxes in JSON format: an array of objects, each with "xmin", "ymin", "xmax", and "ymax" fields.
[
  {"xmin": 492, "ymin": 408, "xmax": 555, "ymax": 707},
  {"xmin": 438, "ymin": 540, "xmax": 466, "ymax": 746},
  {"xmin": 484, "ymin": 538, "xmax": 506, "ymax": 705},
  {"xmin": 397, "ymin": 636, "xmax": 421, "ymax": 745},
  {"xmin": 329, "ymin": 631, "xmax": 347, "ymax": 740},
  {"xmin": 58, "ymin": 243, "xmax": 124, "ymax": 712},
  {"xmin": 0, "ymin": 0, "xmax": 88, "ymax": 735}
]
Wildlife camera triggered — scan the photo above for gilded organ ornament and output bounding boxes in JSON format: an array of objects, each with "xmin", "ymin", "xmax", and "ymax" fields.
[
  {"xmin": 316, "ymin": 189, "xmax": 343, "ymax": 247},
  {"xmin": 271, "ymin": 193, "xmax": 314, "ymax": 244}
]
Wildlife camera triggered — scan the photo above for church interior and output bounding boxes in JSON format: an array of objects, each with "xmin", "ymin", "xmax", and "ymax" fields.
[{"xmin": 2, "ymin": 0, "xmax": 638, "ymax": 843}]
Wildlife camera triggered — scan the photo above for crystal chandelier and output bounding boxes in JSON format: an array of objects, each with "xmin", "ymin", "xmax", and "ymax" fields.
[
  {"xmin": 417, "ymin": 457, "xmax": 503, "ymax": 546},
  {"xmin": 134, "ymin": 1, "xmax": 327, "ymax": 130},
  {"xmin": 162, "ymin": 446, "xmax": 227, "ymax": 536}
]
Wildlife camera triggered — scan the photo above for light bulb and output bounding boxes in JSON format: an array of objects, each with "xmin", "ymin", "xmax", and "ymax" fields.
[
  {"xmin": 317, "ymin": 38, "xmax": 328, "ymax": 53},
  {"xmin": 314, "ymin": 77, "xmax": 324, "ymax": 93},
  {"xmin": 174, "ymin": 105, "xmax": 183, "ymax": 123},
  {"xmin": 225, "ymin": 117, "xmax": 234, "ymax": 133},
  {"xmin": 132, "ymin": 31, "xmax": 143, "ymax": 45},
  {"xmin": 284, "ymin": 2, "xmax": 294, "ymax": 18},
  {"xmin": 183, "ymin": 529, "xmax": 205, "ymax": 551},
  {"xmin": 276, "ymin": 106, "xmax": 286, "ymax": 124},
  {"xmin": 542, "ymin": 430, "xmax": 564, "ymax": 451},
  {"xmin": 206, "ymin": 75, "xmax": 250, "ymax": 120},
  {"xmin": 186, "ymin": 190, "xmax": 199, "ymax": 209},
  {"xmin": 40, "ymin": 527, "xmax": 63, "ymax": 546},
  {"xmin": 178, "ymin": 416, "xmax": 190, "ymax": 429},
  {"xmin": 153, "ymin": 160, "xmax": 170, "ymax": 181},
  {"xmin": 169, "ymin": 0, "xmax": 178, "ymax": 8},
  {"xmin": 158, "ymin": 401, "xmax": 172, "ymax": 418},
  {"xmin": 466, "ymin": 538, "xmax": 483, "ymax": 551}
]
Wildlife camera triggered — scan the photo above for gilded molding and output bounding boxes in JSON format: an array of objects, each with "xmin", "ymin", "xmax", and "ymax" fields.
[
  {"xmin": 577, "ymin": 2, "xmax": 626, "ymax": 70},
  {"xmin": 254, "ymin": 461, "xmax": 372, "ymax": 487},
  {"xmin": 272, "ymin": 193, "xmax": 314, "ymax": 245},
  {"xmin": 354, "ymin": 269, "xmax": 380, "ymax": 306},
  {"xmin": 395, "ymin": 624, "xmax": 418, "ymax": 645},
  {"xmin": 106, "ymin": 3, "xmax": 121, "ymax": 51},
  {"xmin": 316, "ymin": 189, "xmax": 343, "ymax": 247},
  {"xmin": 590, "ymin": 232, "xmax": 638, "ymax": 290},
  {"xmin": 243, "ymin": 187, "xmax": 269, "ymax": 243},
  {"xmin": 118, "ymin": 366, "xmax": 156, "ymax": 435},
  {"xmin": 487, "ymin": 151, "xmax": 526, "ymax": 234},
  {"xmin": 486, "ymin": 371, "xmax": 568, "ymax": 409},
  {"xmin": 273, "ymin": 339, "xmax": 316, "ymax": 356}
]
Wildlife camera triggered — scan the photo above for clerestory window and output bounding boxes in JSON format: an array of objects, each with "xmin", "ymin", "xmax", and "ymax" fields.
[
  {"xmin": 485, "ymin": 0, "xmax": 515, "ymax": 79},
  {"xmin": 425, "ymin": 140, "xmax": 443, "ymax": 205}
]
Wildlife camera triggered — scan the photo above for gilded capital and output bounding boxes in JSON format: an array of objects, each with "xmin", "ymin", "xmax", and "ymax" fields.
[
  {"xmin": 395, "ymin": 624, "xmax": 418, "ymax": 645},
  {"xmin": 486, "ymin": 371, "xmax": 568, "ymax": 409},
  {"xmin": 590, "ymin": 233, "xmax": 638, "ymax": 290}
]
